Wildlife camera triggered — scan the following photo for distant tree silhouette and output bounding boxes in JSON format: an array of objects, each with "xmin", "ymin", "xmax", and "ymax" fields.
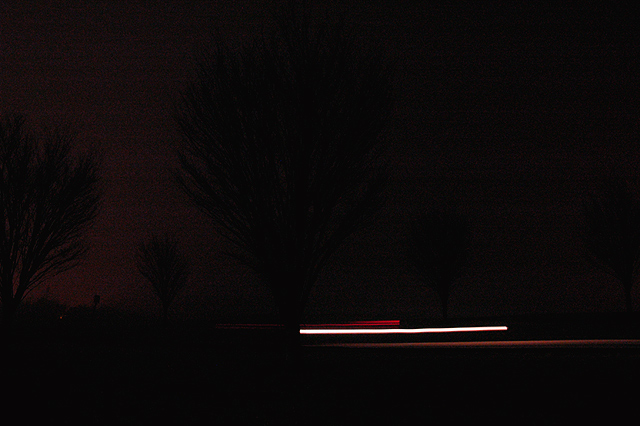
[
  {"xmin": 408, "ymin": 208, "xmax": 471, "ymax": 320},
  {"xmin": 136, "ymin": 233, "xmax": 190, "ymax": 325},
  {"xmin": 175, "ymin": 6, "xmax": 392, "ymax": 353},
  {"xmin": 583, "ymin": 174, "xmax": 640, "ymax": 312},
  {"xmin": 0, "ymin": 113, "xmax": 100, "ymax": 330}
]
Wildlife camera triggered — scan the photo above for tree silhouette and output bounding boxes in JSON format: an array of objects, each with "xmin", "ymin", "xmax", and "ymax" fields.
[
  {"xmin": 136, "ymin": 233, "xmax": 190, "ymax": 325},
  {"xmin": 408, "ymin": 208, "xmax": 471, "ymax": 320},
  {"xmin": 583, "ymin": 174, "xmax": 640, "ymax": 312},
  {"xmin": 175, "ymin": 6, "xmax": 392, "ymax": 353},
  {"xmin": 0, "ymin": 113, "xmax": 100, "ymax": 330}
]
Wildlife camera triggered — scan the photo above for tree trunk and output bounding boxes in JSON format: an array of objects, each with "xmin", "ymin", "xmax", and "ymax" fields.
[
  {"xmin": 279, "ymin": 294, "xmax": 301, "ymax": 363},
  {"xmin": 272, "ymin": 271, "xmax": 305, "ymax": 364},
  {"xmin": 283, "ymin": 317, "xmax": 301, "ymax": 362}
]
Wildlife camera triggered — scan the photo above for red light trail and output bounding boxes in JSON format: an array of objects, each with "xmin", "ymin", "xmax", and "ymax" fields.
[
  {"xmin": 214, "ymin": 320, "xmax": 402, "ymax": 330},
  {"xmin": 301, "ymin": 320, "xmax": 401, "ymax": 329}
]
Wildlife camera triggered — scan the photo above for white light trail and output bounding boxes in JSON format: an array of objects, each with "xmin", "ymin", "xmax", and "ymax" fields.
[{"xmin": 300, "ymin": 325, "xmax": 508, "ymax": 335}]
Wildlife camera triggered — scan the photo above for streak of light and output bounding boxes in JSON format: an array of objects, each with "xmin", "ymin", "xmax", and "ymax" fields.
[
  {"xmin": 299, "ymin": 325, "xmax": 508, "ymax": 335},
  {"xmin": 301, "ymin": 320, "xmax": 401, "ymax": 328},
  {"xmin": 306, "ymin": 339, "xmax": 640, "ymax": 348},
  {"xmin": 215, "ymin": 320, "xmax": 401, "ymax": 330}
]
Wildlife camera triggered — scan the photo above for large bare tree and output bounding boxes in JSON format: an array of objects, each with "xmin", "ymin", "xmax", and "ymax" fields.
[
  {"xmin": 583, "ymin": 173, "xmax": 640, "ymax": 312},
  {"xmin": 0, "ymin": 113, "xmax": 100, "ymax": 329},
  {"xmin": 136, "ymin": 232, "xmax": 190, "ymax": 325},
  {"xmin": 175, "ymin": 7, "xmax": 393, "ymax": 351}
]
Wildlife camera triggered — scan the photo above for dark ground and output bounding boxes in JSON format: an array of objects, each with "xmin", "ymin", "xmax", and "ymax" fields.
[{"xmin": 4, "ymin": 306, "xmax": 640, "ymax": 425}]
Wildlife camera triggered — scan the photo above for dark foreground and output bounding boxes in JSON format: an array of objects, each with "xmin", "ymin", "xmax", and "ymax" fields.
[{"xmin": 4, "ymin": 312, "xmax": 640, "ymax": 425}]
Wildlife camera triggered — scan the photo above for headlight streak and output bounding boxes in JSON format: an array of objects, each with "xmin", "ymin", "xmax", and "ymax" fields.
[{"xmin": 299, "ymin": 325, "xmax": 508, "ymax": 335}]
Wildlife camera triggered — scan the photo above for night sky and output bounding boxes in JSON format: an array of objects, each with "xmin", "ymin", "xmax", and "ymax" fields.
[{"xmin": 2, "ymin": 1, "xmax": 639, "ymax": 322}]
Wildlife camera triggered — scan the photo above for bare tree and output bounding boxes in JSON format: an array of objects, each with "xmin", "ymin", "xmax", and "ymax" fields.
[
  {"xmin": 175, "ymin": 6, "xmax": 392, "ymax": 352},
  {"xmin": 408, "ymin": 208, "xmax": 471, "ymax": 320},
  {"xmin": 136, "ymin": 233, "xmax": 190, "ymax": 325},
  {"xmin": 583, "ymin": 173, "xmax": 640, "ymax": 312},
  {"xmin": 0, "ymin": 113, "xmax": 100, "ymax": 329}
]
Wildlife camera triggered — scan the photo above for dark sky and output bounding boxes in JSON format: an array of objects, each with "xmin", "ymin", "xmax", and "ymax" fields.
[{"xmin": 2, "ymin": 1, "xmax": 639, "ymax": 322}]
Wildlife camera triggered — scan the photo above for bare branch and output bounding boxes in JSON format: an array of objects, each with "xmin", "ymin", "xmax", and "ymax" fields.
[{"xmin": 0, "ymin": 113, "xmax": 100, "ymax": 326}]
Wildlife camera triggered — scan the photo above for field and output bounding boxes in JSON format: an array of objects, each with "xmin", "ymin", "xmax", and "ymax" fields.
[{"xmin": 4, "ymin": 307, "xmax": 640, "ymax": 425}]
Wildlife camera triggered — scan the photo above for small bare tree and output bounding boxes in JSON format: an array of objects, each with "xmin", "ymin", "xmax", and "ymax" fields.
[
  {"xmin": 136, "ymin": 233, "xmax": 190, "ymax": 325},
  {"xmin": 408, "ymin": 208, "xmax": 471, "ymax": 320},
  {"xmin": 0, "ymin": 113, "xmax": 101, "ymax": 329},
  {"xmin": 583, "ymin": 174, "xmax": 640, "ymax": 312}
]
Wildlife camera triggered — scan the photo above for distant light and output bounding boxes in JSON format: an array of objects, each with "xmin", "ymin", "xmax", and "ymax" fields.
[{"xmin": 300, "ymin": 325, "xmax": 508, "ymax": 335}]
